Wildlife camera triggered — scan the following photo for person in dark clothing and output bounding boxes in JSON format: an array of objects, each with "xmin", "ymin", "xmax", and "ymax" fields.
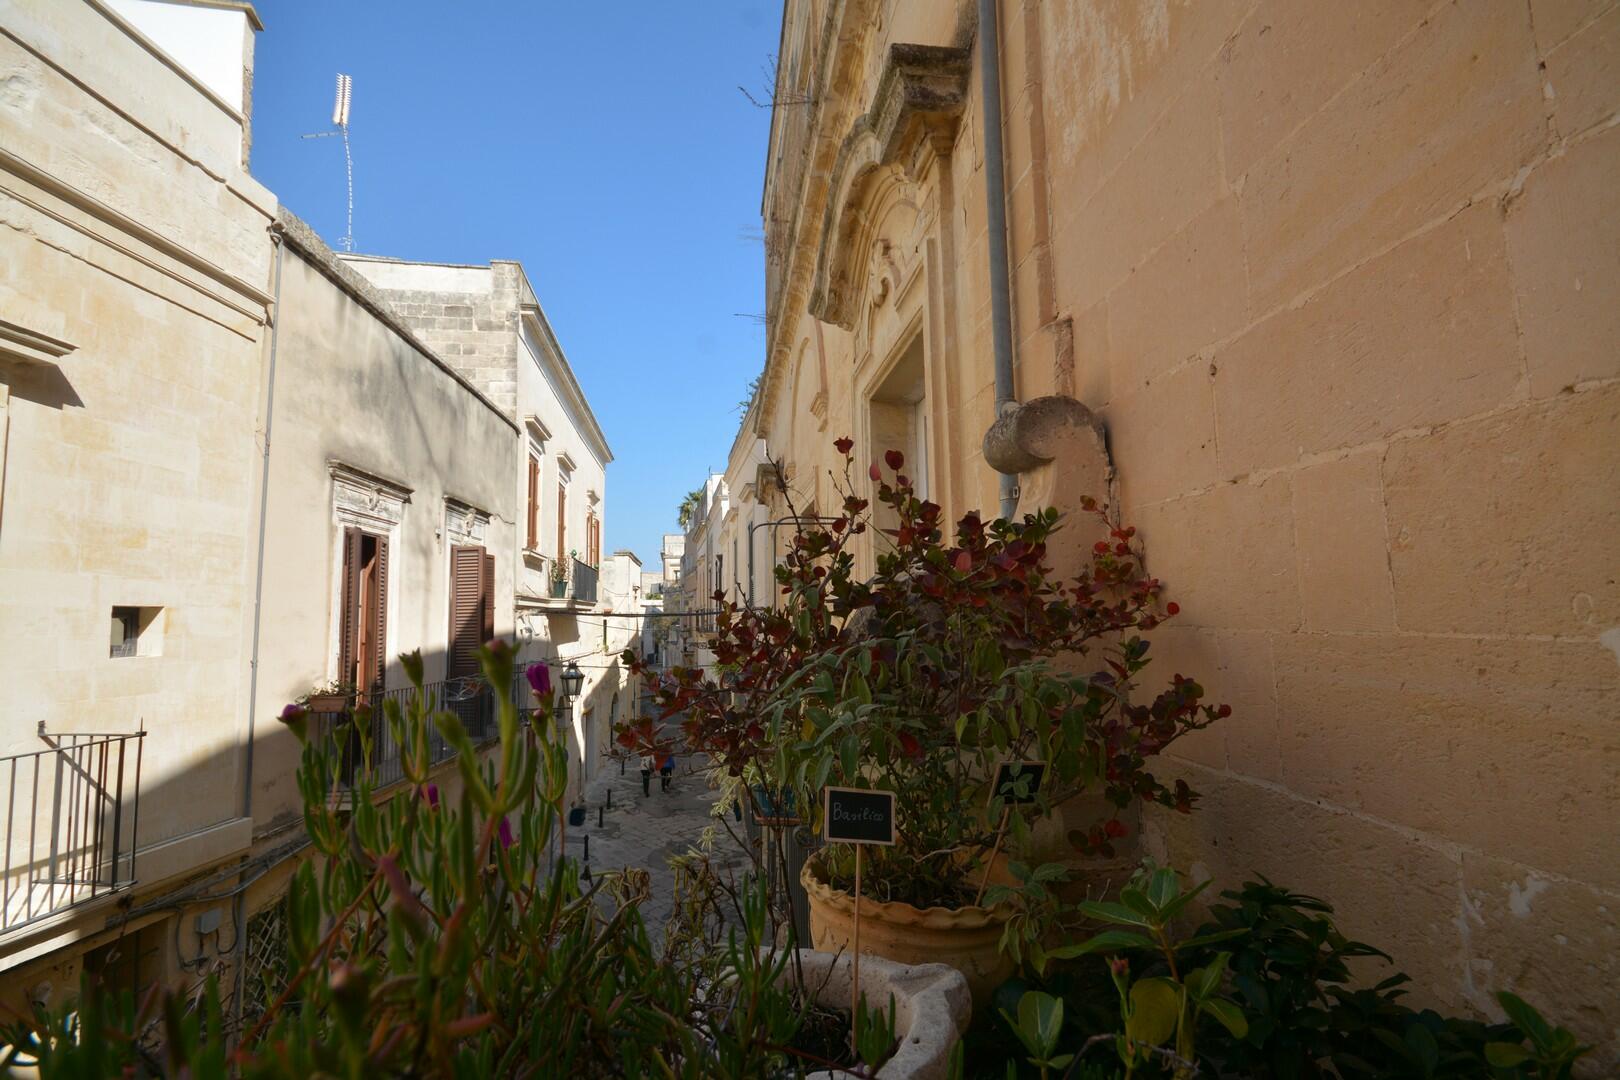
[
  {"xmin": 658, "ymin": 752, "xmax": 675, "ymax": 793},
  {"xmin": 639, "ymin": 754, "xmax": 654, "ymax": 797}
]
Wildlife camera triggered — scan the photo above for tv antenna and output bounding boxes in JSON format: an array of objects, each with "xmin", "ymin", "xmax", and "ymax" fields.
[{"xmin": 300, "ymin": 73, "xmax": 355, "ymax": 251}]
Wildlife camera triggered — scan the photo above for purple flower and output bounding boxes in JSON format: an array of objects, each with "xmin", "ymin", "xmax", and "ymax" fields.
[
  {"xmin": 279, "ymin": 702, "xmax": 307, "ymax": 724},
  {"xmin": 497, "ymin": 816, "xmax": 515, "ymax": 850},
  {"xmin": 422, "ymin": 783, "xmax": 440, "ymax": 810},
  {"xmin": 525, "ymin": 662, "xmax": 552, "ymax": 698}
]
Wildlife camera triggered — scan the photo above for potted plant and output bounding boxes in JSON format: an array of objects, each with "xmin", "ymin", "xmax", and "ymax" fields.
[
  {"xmin": 620, "ymin": 439, "xmax": 1229, "ymax": 1006},
  {"xmin": 300, "ymin": 678, "xmax": 355, "ymax": 714},
  {"xmin": 548, "ymin": 555, "xmax": 569, "ymax": 598}
]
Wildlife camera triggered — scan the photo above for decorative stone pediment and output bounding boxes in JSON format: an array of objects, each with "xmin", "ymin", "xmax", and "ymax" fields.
[
  {"xmin": 329, "ymin": 462, "xmax": 411, "ymax": 530},
  {"xmin": 808, "ymin": 43, "xmax": 970, "ymax": 330},
  {"xmin": 445, "ymin": 497, "xmax": 490, "ymax": 545}
]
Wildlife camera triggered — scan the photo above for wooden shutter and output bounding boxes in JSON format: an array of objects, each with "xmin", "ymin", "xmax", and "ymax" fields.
[
  {"xmin": 525, "ymin": 456, "xmax": 539, "ymax": 549},
  {"xmin": 556, "ymin": 483, "xmax": 566, "ymax": 559},
  {"xmin": 337, "ymin": 527, "xmax": 362, "ymax": 686},
  {"xmin": 448, "ymin": 545, "xmax": 483, "ymax": 679},
  {"xmin": 480, "ymin": 551, "xmax": 495, "ymax": 644},
  {"xmin": 371, "ymin": 535, "xmax": 389, "ymax": 692}
]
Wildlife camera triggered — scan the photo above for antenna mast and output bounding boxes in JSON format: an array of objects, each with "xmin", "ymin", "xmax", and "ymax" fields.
[{"xmin": 301, "ymin": 73, "xmax": 356, "ymax": 251}]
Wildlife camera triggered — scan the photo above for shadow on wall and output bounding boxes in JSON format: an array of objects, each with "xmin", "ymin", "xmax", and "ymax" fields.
[{"xmin": 1, "ymin": 358, "xmax": 85, "ymax": 411}]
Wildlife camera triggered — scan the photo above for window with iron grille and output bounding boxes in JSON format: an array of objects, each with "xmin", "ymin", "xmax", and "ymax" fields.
[{"xmin": 241, "ymin": 897, "xmax": 290, "ymax": 1023}]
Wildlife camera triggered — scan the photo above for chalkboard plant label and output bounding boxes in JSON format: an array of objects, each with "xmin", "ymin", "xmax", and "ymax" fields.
[
  {"xmin": 823, "ymin": 786, "xmax": 896, "ymax": 846},
  {"xmin": 990, "ymin": 760, "xmax": 1047, "ymax": 808}
]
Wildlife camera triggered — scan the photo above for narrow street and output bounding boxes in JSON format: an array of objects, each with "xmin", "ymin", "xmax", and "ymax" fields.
[{"xmin": 564, "ymin": 755, "xmax": 749, "ymax": 934}]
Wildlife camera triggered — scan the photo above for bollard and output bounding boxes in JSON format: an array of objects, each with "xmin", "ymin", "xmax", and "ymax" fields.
[
  {"xmin": 584, "ymin": 835, "xmax": 589, "ymax": 861},
  {"xmin": 620, "ymin": 758, "xmax": 625, "ymax": 776},
  {"xmin": 581, "ymin": 863, "xmax": 591, "ymax": 883},
  {"xmin": 607, "ymin": 789, "xmax": 613, "ymax": 810}
]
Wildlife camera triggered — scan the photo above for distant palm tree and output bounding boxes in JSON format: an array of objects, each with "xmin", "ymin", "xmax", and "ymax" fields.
[{"xmin": 676, "ymin": 487, "xmax": 704, "ymax": 530}]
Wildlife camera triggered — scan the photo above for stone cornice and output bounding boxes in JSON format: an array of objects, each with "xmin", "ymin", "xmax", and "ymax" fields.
[{"xmin": 807, "ymin": 43, "xmax": 970, "ymax": 330}]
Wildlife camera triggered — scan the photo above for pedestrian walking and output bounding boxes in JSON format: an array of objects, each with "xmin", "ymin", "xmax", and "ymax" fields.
[
  {"xmin": 658, "ymin": 752, "xmax": 675, "ymax": 793},
  {"xmin": 639, "ymin": 754, "xmax": 655, "ymax": 797}
]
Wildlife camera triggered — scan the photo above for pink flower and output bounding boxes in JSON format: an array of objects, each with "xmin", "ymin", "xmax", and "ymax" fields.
[
  {"xmin": 525, "ymin": 662, "xmax": 552, "ymax": 698},
  {"xmin": 279, "ymin": 703, "xmax": 307, "ymax": 724},
  {"xmin": 422, "ymin": 783, "xmax": 440, "ymax": 810},
  {"xmin": 497, "ymin": 816, "xmax": 515, "ymax": 850}
]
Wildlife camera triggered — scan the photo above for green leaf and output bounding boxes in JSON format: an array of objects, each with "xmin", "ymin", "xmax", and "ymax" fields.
[
  {"xmin": 1016, "ymin": 991, "xmax": 1064, "ymax": 1058},
  {"xmin": 1077, "ymin": 900, "xmax": 1154, "ymax": 927},
  {"xmin": 1496, "ymin": 991, "xmax": 1553, "ymax": 1050},
  {"xmin": 1200, "ymin": 997, "xmax": 1248, "ymax": 1039},
  {"xmin": 1126, "ymin": 978, "xmax": 1180, "ymax": 1046},
  {"xmin": 1045, "ymin": 929, "xmax": 1157, "ymax": 958},
  {"xmin": 1188, "ymin": 951, "xmax": 1229, "ymax": 1001},
  {"xmin": 1146, "ymin": 867, "xmax": 1180, "ymax": 908},
  {"xmin": 1483, "ymin": 1042, "xmax": 1531, "ymax": 1068},
  {"xmin": 1176, "ymin": 927, "xmax": 1249, "ymax": 951},
  {"xmin": 1404, "ymin": 1022, "xmax": 1439, "ymax": 1077}
]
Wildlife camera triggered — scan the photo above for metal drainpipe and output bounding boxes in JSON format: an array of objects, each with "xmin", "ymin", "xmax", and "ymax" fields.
[
  {"xmin": 232, "ymin": 227, "xmax": 285, "ymax": 1017},
  {"xmin": 979, "ymin": 0, "xmax": 1020, "ymax": 520}
]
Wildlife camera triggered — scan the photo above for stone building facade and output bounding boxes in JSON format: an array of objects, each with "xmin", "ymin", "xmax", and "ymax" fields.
[
  {"xmin": 735, "ymin": 0, "xmax": 1620, "ymax": 1061},
  {"xmin": 341, "ymin": 255, "xmax": 636, "ymax": 798},
  {"xmin": 0, "ymin": 0, "xmax": 626, "ymax": 1016}
]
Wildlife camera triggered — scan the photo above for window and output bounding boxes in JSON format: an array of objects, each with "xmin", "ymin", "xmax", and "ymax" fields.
[
  {"xmin": 870, "ymin": 336, "xmax": 930, "ymax": 500},
  {"xmin": 109, "ymin": 606, "xmax": 162, "ymax": 658},
  {"xmin": 556, "ymin": 476, "xmax": 568, "ymax": 561},
  {"xmin": 338, "ymin": 529, "xmax": 389, "ymax": 693},
  {"xmin": 85, "ymin": 921, "xmax": 166, "ymax": 1002},
  {"xmin": 448, "ymin": 544, "xmax": 493, "ymax": 680},
  {"xmin": 586, "ymin": 511, "xmax": 600, "ymax": 567},
  {"xmin": 525, "ymin": 453, "xmax": 541, "ymax": 551}
]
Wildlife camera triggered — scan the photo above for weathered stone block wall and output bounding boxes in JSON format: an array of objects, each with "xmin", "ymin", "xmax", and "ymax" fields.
[
  {"xmin": 348, "ymin": 261, "xmax": 523, "ymax": 419},
  {"xmin": 1013, "ymin": 0, "xmax": 1618, "ymax": 1058},
  {"xmin": 757, "ymin": 0, "xmax": 1618, "ymax": 1063}
]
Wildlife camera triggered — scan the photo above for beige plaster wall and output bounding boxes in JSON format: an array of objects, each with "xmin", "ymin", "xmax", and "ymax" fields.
[
  {"xmin": 0, "ymin": 0, "xmax": 274, "ymax": 935},
  {"xmin": 755, "ymin": 0, "xmax": 1620, "ymax": 1060},
  {"xmin": 245, "ymin": 225, "xmax": 519, "ymax": 832}
]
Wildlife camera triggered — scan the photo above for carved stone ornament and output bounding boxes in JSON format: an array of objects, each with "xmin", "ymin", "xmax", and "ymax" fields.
[
  {"xmin": 808, "ymin": 43, "xmax": 970, "ymax": 330},
  {"xmin": 329, "ymin": 463, "xmax": 411, "ymax": 529}
]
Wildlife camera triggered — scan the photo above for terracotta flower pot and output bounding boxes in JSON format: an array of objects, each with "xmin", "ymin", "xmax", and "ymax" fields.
[
  {"xmin": 307, "ymin": 693, "xmax": 348, "ymax": 714},
  {"xmin": 801, "ymin": 850, "xmax": 1013, "ymax": 1011}
]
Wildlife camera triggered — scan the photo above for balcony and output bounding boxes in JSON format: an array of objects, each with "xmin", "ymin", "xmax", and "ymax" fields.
[
  {"xmin": 309, "ymin": 677, "xmax": 545, "ymax": 792},
  {"xmin": 571, "ymin": 557, "xmax": 598, "ymax": 605},
  {"xmin": 2, "ymin": 727, "xmax": 145, "ymax": 935}
]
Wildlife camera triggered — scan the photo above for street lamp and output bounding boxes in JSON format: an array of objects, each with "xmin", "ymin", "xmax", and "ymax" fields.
[{"xmin": 559, "ymin": 661, "xmax": 584, "ymax": 708}]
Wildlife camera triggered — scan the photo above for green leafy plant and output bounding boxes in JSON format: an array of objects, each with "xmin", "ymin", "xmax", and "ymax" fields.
[
  {"xmin": 1050, "ymin": 863, "xmax": 1247, "ymax": 1077},
  {"xmin": 621, "ymin": 439, "xmax": 1228, "ymax": 928},
  {"xmin": 1001, "ymin": 990, "xmax": 1076, "ymax": 1079},
  {"xmin": 1, "ymin": 644, "xmax": 901, "ymax": 1078},
  {"xmin": 1180, "ymin": 877, "xmax": 1594, "ymax": 1079}
]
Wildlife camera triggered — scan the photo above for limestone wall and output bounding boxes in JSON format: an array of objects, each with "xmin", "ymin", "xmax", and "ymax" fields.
[
  {"xmin": 754, "ymin": 0, "xmax": 1619, "ymax": 1059},
  {"xmin": 0, "ymin": 0, "xmax": 274, "ymax": 919}
]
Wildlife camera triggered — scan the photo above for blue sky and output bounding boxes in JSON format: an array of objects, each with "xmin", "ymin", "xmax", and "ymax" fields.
[{"xmin": 251, "ymin": 2, "xmax": 782, "ymax": 567}]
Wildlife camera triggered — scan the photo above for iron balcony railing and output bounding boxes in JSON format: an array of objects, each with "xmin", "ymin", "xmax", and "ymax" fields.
[
  {"xmin": 2, "ymin": 727, "xmax": 145, "ymax": 935},
  {"xmin": 571, "ymin": 558, "xmax": 599, "ymax": 605},
  {"xmin": 312, "ymin": 678, "xmax": 542, "ymax": 791}
]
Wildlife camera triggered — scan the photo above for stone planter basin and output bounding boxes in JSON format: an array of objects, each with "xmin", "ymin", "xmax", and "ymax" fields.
[{"xmin": 775, "ymin": 948, "xmax": 971, "ymax": 1080}]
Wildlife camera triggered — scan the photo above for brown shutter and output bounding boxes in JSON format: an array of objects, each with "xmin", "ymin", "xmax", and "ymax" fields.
[
  {"xmin": 556, "ymin": 483, "xmax": 566, "ymax": 559},
  {"xmin": 372, "ymin": 535, "xmax": 389, "ymax": 692},
  {"xmin": 481, "ymin": 551, "xmax": 495, "ymax": 644},
  {"xmin": 449, "ymin": 545, "xmax": 483, "ymax": 679},
  {"xmin": 337, "ymin": 527, "xmax": 362, "ymax": 686},
  {"xmin": 525, "ymin": 456, "xmax": 539, "ymax": 549}
]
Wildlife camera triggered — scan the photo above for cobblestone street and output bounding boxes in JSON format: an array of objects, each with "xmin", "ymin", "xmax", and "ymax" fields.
[{"xmin": 562, "ymin": 755, "xmax": 749, "ymax": 933}]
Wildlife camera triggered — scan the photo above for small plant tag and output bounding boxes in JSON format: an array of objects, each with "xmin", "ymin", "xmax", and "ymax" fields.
[
  {"xmin": 990, "ymin": 760, "xmax": 1047, "ymax": 807},
  {"xmin": 823, "ymin": 786, "xmax": 896, "ymax": 845}
]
